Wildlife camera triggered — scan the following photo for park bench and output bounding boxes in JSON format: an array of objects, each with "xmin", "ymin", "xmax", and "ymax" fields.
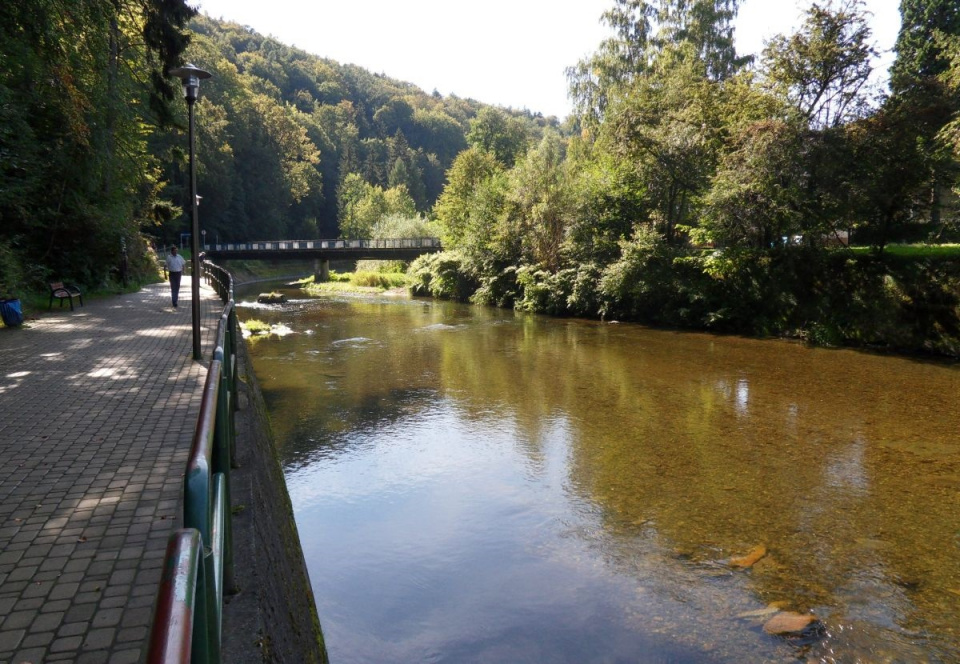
[{"xmin": 48, "ymin": 282, "xmax": 84, "ymax": 311}]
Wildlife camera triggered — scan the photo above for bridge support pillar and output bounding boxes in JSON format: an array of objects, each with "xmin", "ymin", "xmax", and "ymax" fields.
[{"xmin": 314, "ymin": 258, "xmax": 330, "ymax": 282}]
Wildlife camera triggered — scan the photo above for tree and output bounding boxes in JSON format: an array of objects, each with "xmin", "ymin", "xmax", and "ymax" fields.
[
  {"xmin": 506, "ymin": 132, "xmax": 575, "ymax": 271},
  {"xmin": 652, "ymin": 0, "xmax": 751, "ymax": 81},
  {"xmin": 890, "ymin": 0, "xmax": 960, "ymax": 91},
  {"xmin": 845, "ymin": 107, "xmax": 932, "ymax": 250},
  {"xmin": 337, "ymin": 173, "xmax": 415, "ymax": 239},
  {"xmin": 568, "ymin": 0, "xmax": 748, "ymax": 124},
  {"xmin": 599, "ymin": 49, "xmax": 725, "ymax": 244},
  {"xmin": 760, "ymin": 1, "xmax": 875, "ymax": 129},
  {"xmin": 466, "ymin": 107, "xmax": 529, "ymax": 168},
  {"xmin": 433, "ymin": 148, "xmax": 508, "ymax": 256},
  {"xmin": 0, "ymin": 0, "xmax": 194, "ymax": 289},
  {"xmin": 701, "ymin": 120, "xmax": 808, "ymax": 248},
  {"xmin": 888, "ymin": 0, "xmax": 960, "ymax": 232}
]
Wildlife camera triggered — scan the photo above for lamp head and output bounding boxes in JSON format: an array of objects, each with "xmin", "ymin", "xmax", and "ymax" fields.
[{"xmin": 168, "ymin": 63, "xmax": 212, "ymax": 103}]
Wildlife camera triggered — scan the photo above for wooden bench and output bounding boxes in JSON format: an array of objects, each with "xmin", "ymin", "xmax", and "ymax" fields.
[{"xmin": 49, "ymin": 282, "xmax": 84, "ymax": 311}]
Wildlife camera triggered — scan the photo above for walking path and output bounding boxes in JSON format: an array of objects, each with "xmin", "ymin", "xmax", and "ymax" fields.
[{"xmin": 0, "ymin": 278, "xmax": 221, "ymax": 664}]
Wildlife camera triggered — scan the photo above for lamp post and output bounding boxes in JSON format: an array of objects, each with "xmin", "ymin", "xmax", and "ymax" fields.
[{"xmin": 169, "ymin": 63, "xmax": 211, "ymax": 361}]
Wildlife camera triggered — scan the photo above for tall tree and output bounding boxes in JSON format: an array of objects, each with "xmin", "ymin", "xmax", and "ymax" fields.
[
  {"xmin": 0, "ymin": 0, "xmax": 194, "ymax": 290},
  {"xmin": 466, "ymin": 108, "xmax": 529, "ymax": 168},
  {"xmin": 890, "ymin": 0, "xmax": 960, "ymax": 90},
  {"xmin": 760, "ymin": 1, "xmax": 876, "ymax": 129},
  {"xmin": 652, "ymin": 0, "xmax": 751, "ymax": 81},
  {"xmin": 888, "ymin": 0, "xmax": 960, "ymax": 231},
  {"xmin": 568, "ymin": 0, "xmax": 748, "ymax": 124}
]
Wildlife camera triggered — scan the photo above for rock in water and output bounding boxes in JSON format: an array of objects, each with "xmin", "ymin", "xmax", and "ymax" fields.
[
  {"xmin": 257, "ymin": 292, "xmax": 287, "ymax": 304},
  {"xmin": 762, "ymin": 611, "xmax": 817, "ymax": 635},
  {"xmin": 730, "ymin": 544, "xmax": 767, "ymax": 568}
]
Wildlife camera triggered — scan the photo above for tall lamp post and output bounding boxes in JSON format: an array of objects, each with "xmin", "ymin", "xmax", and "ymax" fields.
[{"xmin": 169, "ymin": 63, "xmax": 212, "ymax": 361}]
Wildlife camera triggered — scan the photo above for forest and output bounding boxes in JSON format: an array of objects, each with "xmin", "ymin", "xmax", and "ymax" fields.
[{"xmin": 1, "ymin": 1, "xmax": 960, "ymax": 354}]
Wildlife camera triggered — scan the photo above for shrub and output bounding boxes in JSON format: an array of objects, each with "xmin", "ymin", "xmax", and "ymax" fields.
[{"xmin": 407, "ymin": 251, "xmax": 477, "ymax": 301}]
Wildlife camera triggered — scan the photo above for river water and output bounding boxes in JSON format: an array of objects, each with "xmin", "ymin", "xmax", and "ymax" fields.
[{"xmin": 238, "ymin": 284, "xmax": 960, "ymax": 663}]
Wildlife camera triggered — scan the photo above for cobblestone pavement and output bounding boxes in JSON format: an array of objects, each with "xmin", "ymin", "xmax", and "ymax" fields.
[{"xmin": 0, "ymin": 278, "xmax": 222, "ymax": 664}]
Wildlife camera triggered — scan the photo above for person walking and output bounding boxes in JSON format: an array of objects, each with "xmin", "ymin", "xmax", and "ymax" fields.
[{"xmin": 167, "ymin": 246, "xmax": 186, "ymax": 308}]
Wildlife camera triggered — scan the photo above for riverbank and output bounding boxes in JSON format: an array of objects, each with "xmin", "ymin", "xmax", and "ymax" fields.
[
  {"xmin": 408, "ymin": 246, "xmax": 960, "ymax": 358},
  {"xmin": 222, "ymin": 316, "xmax": 329, "ymax": 663}
]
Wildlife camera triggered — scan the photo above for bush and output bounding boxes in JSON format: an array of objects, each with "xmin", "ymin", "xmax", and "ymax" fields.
[
  {"xmin": 349, "ymin": 271, "xmax": 409, "ymax": 289},
  {"xmin": 407, "ymin": 251, "xmax": 477, "ymax": 301},
  {"xmin": 241, "ymin": 319, "xmax": 271, "ymax": 336}
]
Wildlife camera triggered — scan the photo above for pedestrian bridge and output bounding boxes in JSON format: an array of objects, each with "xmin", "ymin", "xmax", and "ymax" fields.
[{"xmin": 203, "ymin": 237, "xmax": 442, "ymax": 262}]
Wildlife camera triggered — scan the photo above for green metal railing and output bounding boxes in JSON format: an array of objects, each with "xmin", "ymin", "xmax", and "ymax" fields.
[{"xmin": 148, "ymin": 261, "xmax": 238, "ymax": 664}]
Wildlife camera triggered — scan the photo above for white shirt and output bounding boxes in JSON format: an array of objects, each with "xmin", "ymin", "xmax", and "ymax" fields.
[{"xmin": 167, "ymin": 254, "xmax": 186, "ymax": 272}]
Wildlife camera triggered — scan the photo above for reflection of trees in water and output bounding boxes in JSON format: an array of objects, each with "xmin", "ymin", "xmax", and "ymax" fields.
[
  {"xmin": 436, "ymin": 316, "xmax": 960, "ymax": 659},
  {"xmin": 249, "ymin": 294, "xmax": 960, "ymax": 660}
]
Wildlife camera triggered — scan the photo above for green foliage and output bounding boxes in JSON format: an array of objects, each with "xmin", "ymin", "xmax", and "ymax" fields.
[
  {"xmin": 241, "ymin": 318, "xmax": 271, "ymax": 335},
  {"xmin": 403, "ymin": 0, "xmax": 960, "ymax": 355},
  {"xmin": 0, "ymin": 0, "xmax": 194, "ymax": 292},
  {"xmin": 372, "ymin": 212, "xmax": 438, "ymax": 240},
  {"xmin": 407, "ymin": 252, "xmax": 477, "ymax": 302},
  {"xmin": 760, "ymin": 1, "xmax": 875, "ymax": 128},
  {"xmin": 597, "ymin": 226, "xmax": 686, "ymax": 321},
  {"xmin": 433, "ymin": 148, "xmax": 510, "ymax": 255},
  {"xmin": 506, "ymin": 132, "xmax": 575, "ymax": 270},
  {"xmin": 170, "ymin": 15, "xmax": 559, "ymax": 247},
  {"xmin": 891, "ymin": 0, "xmax": 960, "ymax": 92},
  {"xmin": 567, "ymin": 0, "xmax": 749, "ymax": 124},
  {"xmin": 467, "ymin": 108, "xmax": 530, "ymax": 168},
  {"xmin": 349, "ymin": 271, "xmax": 409, "ymax": 289},
  {"xmin": 337, "ymin": 174, "xmax": 416, "ymax": 239}
]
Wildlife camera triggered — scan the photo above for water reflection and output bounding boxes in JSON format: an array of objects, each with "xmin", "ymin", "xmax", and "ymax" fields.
[{"xmin": 241, "ymin": 285, "xmax": 960, "ymax": 663}]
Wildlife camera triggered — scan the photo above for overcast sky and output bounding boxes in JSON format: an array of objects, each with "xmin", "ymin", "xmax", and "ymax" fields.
[{"xmin": 190, "ymin": 0, "xmax": 901, "ymax": 119}]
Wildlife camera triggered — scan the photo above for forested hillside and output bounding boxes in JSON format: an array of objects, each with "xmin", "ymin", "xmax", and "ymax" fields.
[
  {"xmin": 0, "ymin": 6, "xmax": 555, "ymax": 293},
  {"xmin": 167, "ymin": 15, "xmax": 561, "ymax": 244},
  {"xmin": 0, "ymin": 0, "xmax": 195, "ymax": 293}
]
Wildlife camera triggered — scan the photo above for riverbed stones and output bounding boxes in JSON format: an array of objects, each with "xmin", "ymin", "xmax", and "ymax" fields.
[
  {"xmin": 762, "ymin": 611, "xmax": 819, "ymax": 635},
  {"xmin": 729, "ymin": 544, "xmax": 767, "ymax": 568},
  {"xmin": 257, "ymin": 292, "xmax": 287, "ymax": 303}
]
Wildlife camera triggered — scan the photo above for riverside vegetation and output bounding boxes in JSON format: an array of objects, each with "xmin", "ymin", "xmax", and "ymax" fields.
[{"xmin": 2, "ymin": 1, "xmax": 960, "ymax": 354}]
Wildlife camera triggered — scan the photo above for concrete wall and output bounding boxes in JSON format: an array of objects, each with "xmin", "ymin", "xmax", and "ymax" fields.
[{"xmin": 221, "ymin": 337, "xmax": 329, "ymax": 663}]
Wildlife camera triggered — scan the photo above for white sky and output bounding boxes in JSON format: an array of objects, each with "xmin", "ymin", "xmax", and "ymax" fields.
[{"xmin": 191, "ymin": 0, "xmax": 901, "ymax": 119}]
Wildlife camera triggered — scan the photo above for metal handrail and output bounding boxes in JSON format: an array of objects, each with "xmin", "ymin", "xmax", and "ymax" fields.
[
  {"xmin": 149, "ymin": 262, "xmax": 237, "ymax": 664},
  {"xmin": 147, "ymin": 530, "xmax": 202, "ymax": 663},
  {"xmin": 202, "ymin": 236, "xmax": 441, "ymax": 252}
]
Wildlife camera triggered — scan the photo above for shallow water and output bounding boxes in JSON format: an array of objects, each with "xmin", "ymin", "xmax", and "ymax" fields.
[{"xmin": 240, "ymin": 285, "xmax": 960, "ymax": 663}]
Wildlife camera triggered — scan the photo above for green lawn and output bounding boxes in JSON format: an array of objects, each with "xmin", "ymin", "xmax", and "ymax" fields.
[{"xmin": 848, "ymin": 243, "xmax": 960, "ymax": 258}]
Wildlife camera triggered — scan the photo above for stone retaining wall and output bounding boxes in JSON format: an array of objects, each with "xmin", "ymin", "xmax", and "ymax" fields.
[{"xmin": 221, "ymin": 336, "xmax": 328, "ymax": 663}]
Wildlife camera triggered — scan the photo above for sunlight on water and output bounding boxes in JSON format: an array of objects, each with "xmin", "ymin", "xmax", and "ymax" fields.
[{"xmin": 242, "ymin": 283, "xmax": 960, "ymax": 663}]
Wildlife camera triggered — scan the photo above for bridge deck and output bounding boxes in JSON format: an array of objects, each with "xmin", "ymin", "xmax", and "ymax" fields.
[
  {"xmin": 0, "ymin": 278, "xmax": 222, "ymax": 663},
  {"xmin": 204, "ymin": 237, "xmax": 441, "ymax": 262}
]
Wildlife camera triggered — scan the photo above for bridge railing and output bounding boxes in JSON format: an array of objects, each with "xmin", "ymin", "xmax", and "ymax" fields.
[
  {"xmin": 148, "ymin": 261, "xmax": 237, "ymax": 664},
  {"xmin": 203, "ymin": 236, "xmax": 441, "ymax": 252}
]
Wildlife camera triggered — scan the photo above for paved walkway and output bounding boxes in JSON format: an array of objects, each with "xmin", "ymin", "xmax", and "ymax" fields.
[{"xmin": 0, "ymin": 278, "xmax": 222, "ymax": 664}]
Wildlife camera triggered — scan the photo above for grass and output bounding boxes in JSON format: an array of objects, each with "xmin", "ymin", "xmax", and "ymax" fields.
[
  {"xmin": 349, "ymin": 271, "xmax": 409, "ymax": 289},
  {"xmin": 300, "ymin": 269, "xmax": 411, "ymax": 296},
  {"xmin": 240, "ymin": 318, "xmax": 272, "ymax": 335},
  {"xmin": 848, "ymin": 243, "xmax": 960, "ymax": 258}
]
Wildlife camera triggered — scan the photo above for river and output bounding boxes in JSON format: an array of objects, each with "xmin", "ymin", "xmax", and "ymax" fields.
[{"xmin": 238, "ymin": 283, "xmax": 960, "ymax": 663}]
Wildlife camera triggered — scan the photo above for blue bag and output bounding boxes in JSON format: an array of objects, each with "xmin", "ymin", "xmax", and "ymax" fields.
[{"xmin": 0, "ymin": 298, "xmax": 24, "ymax": 326}]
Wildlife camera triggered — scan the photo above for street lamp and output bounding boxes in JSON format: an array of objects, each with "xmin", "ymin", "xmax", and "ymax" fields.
[{"xmin": 169, "ymin": 63, "xmax": 212, "ymax": 361}]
